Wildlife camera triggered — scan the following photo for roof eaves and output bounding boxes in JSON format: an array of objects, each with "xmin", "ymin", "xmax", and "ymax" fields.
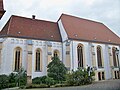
[
  {"xmin": 69, "ymin": 38, "xmax": 120, "ymax": 46},
  {"xmin": 0, "ymin": 35, "xmax": 62, "ymax": 42}
]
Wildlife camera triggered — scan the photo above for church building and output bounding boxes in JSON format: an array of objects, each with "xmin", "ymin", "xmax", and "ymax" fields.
[{"xmin": 0, "ymin": 0, "xmax": 120, "ymax": 83}]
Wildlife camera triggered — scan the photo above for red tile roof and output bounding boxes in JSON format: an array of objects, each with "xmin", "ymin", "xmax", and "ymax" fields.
[
  {"xmin": 0, "ymin": 15, "xmax": 62, "ymax": 42},
  {"xmin": 0, "ymin": 14, "xmax": 120, "ymax": 45},
  {"xmin": 60, "ymin": 14, "xmax": 120, "ymax": 45},
  {"xmin": 0, "ymin": 0, "xmax": 5, "ymax": 19},
  {"xmin": 0, "ymin": 0, "xmax": 3, "ymax": 10}
]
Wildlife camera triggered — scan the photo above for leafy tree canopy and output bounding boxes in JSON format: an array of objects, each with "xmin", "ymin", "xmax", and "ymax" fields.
[{"xmin": 47, "ymin": 56, "xmax": 67, "ymax": 83}]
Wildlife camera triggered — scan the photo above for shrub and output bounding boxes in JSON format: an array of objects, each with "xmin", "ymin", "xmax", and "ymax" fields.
[
  {"xmin": 0, "ymin": 68, "xmax": 27, "ymax": 89},
  {"xmin": 15, "ymin": 68, "xmax": 27, "ymax": 86},
  {"xmin": 9, "ymin": 73, "xmax": 16, "ymax": 83},
  {"xmin": 32, "ymin": 76, "xmax": 55, "ymax": 86},
  {"xmin": 8, "ymin": 73, "xmax": 17, "ymax": 87},
  {"xmin": 66, "ymin": 68, "xmax": 95, "ymax": 86},
  {"xmin": 53, "ymin": 83, "xmax": 69, "ymax": 87},
  {"xmin": 47, "ymin": 56, "xmax": 67, "ymax": 83},
  {"xmin": 26, "ymin": 84, "xmax": 49, "ymax": 89},
  {"xmin": 0, "ymin": 74, "xmax": 9, "ymax": 89},
  {"xmin": 32, "ymin": 76, "xmax": 47, "ymax": 84},
  {"xmin": 19, "ymin": 85, "xmax": 26, "ymax": 89},
  {"xmin": 8, "ymin": 83, "xmax": 16, "ymax": 88},
  {"xmin": 54, "ymin": 84, "xmax": 63, "ymax": 87},
  {"xmin": 45, "ymin": 77, "xmax": 55, "ymax": 86}
]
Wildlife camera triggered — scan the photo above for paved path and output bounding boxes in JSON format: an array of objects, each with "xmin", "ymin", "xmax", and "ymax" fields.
[
  {"xmin": 50, "ymin": 79, "xmax": 120, "ymax": 90},
  {"xmin": 20, "ymin": 79, "xmax": 120, "ymax": 90}
]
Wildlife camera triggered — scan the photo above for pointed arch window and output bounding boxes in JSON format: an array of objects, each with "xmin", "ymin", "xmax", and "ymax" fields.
[
  {"xmin": 97, "ymin": 46, "xmax": 102, "ymax": 68},
  {"xmin": 35, "ymin": 49, "xmax": 41, "ymax": 71},
  {"xmin": 77, "ymin": 45, "xmax": 83, "ymax": 67},
  {"xmin": 54, "ymin": 50, "xmax": 59, "ymax": 57},
  {"xmin": 112, "ymin": 47, "xmax": 118, "ymax": 67},
  {"xmin": 14, "ymin": 47, "xmax": 22, "ymax": 71}
]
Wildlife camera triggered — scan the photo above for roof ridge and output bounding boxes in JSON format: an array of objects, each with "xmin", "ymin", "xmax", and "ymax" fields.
[
  {"xmin": 61, "ymin": 13, "xmax": 102, "ymax": 24},
  {"xmin": 11, "ymin": 15, "xmax": 57, "ymax": 24}
]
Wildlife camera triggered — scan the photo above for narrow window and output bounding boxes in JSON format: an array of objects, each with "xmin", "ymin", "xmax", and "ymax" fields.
[
  {"xmin": 98, "ymin": 72, "xmax": 101, "ymax": 80},
  {"xmin": 114, "ymin": 71, "xmax": 117, "ymax": 79},
  {"xmin": 112, "ymin": 47, "xmax": 117, "ymax": 67},
  {"xmin": 97, "ymin": 46, "xmax": 102, "ymax": 68},
  {"xmin": 77, "ymin": 45, "xmax": 83, "ymax": 67},
  {"xmin": 14, "ymin": 48, "xmax": 21, "ymax": 71},
  {"xmin": 36, "ymin": 49, "xmax": 40, "ymax": 71},
  {"xmin": 53, "ymin": 50, "xmax": 59, "ymax": 57},
  {"xmin": 117, "ymin": 71, "xmax": 119, "ymax": 79},
  {"xmin": 102, "ymin": 72, "xmax": 105, "ymax": 80}
]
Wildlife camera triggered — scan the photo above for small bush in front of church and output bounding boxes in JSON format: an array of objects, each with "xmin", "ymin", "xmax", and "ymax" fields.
[
  {"xmin": 15, "ymin": 68, "xmax": 27, "ymax": 86},
  {"xmin": 32, "ymin": 76, "xmax": 47, "ymax": 84},
  {"xmin": 32, "ymin": 76, "xmax": 55, "ymax": 86},
  {"xmin": 0, "ymin": 74, "xmax": 9, "ymax": 89},
  {"xmin": 0, "ymin": 68, "xmax": 27, "ymax": 89},
  {"xmin": 45, "ymin": 76, "xmax": 55, "ymax": 86},
  {"xmin": 26, "ymin": 84, "xmax": 49, "ymax": 89},
  {"xmin": 8, "ymin": 73, "xmax": 17, "ymax": 87},
  {"xmin": 65, "ymin": 68, "xmax": 95, "ymax": 86},
  {"xmin": 0, "ymin": 74, "xmax": 18, "ymax": 89}
]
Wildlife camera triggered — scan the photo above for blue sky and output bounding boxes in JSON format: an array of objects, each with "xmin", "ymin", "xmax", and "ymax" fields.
[{"xmin": 0, "ymin": 0, "xmax": 120, "ymax": 37}]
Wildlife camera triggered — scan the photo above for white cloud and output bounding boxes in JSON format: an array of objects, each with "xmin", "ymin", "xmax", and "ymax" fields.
[{"xmin": 0, "ymin": 0, "xmax": 120, "ymax": 37}]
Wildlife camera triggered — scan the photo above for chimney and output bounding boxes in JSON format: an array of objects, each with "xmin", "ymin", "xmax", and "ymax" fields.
[{"xmin": 32, "ymin": 15, "xmax": 35, "ymax": 19}]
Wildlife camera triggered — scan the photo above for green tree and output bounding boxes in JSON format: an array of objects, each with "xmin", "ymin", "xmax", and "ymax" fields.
[{"xmin": 47, "ymin": 56, "xmax": 67, "ymax": 83}]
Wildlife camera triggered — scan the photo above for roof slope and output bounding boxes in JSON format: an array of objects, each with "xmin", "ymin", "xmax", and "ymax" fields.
[
  {"xmin": 60, "ymin": 14, "xmax": 120, "ymax": 45},
  {"xmin": 0, "ymin": 0, "xmax": 5, "ymax": 19},
  {"xmin": 0, "ymin": 15, "xmax": 62, "ymax": 42},
  {"xmin": 0, "ymin": 0, "xmax": 3, "ymax": 10}
]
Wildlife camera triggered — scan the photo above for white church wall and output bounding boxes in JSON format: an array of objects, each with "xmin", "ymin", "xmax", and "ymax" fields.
[
  {"xmin": 0, "ymin": 37, "xmax": 62, "ymax": 79},
  {"xmin": 71, "ymin": 40, "xmax": 89, "ymax": 71},
  {"xmin": 108, "ymin": 45, "xmax": 120, "ymax": 78},
  {"xmin": 62, "ymin": 42, "xmax": 66, "ymax": 65},
  {"xmin": 31, "ymin": 40, "xmax": 62, "ymax": 79},
  {"xmin": 58, "ymin": 20, "xmax": 68, "ymax": 42},
  {"xmin": 0, "ymin": 37, "xmax": 27, "ymax": 75},
  {"xmin": 70, "ymin": 41, "xmax": 75, "ymax": 71},
  {"xmin": 88, "ymin": 43, "xmax": 119, "ymax": 80},
  {"xmin": 31, "ymin": 40, "xmax": 46, "ymax": 79},
  {"xmin": 114, "ymin": 45, "xmax": 120, "ymax": 68},
  {"xmin": 0, "ymin": 37, "xmax": 119, "ymax": 80},
  {"xmin": 69, "ymin": 40, "xmax": 120, "ymax": 80}
]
